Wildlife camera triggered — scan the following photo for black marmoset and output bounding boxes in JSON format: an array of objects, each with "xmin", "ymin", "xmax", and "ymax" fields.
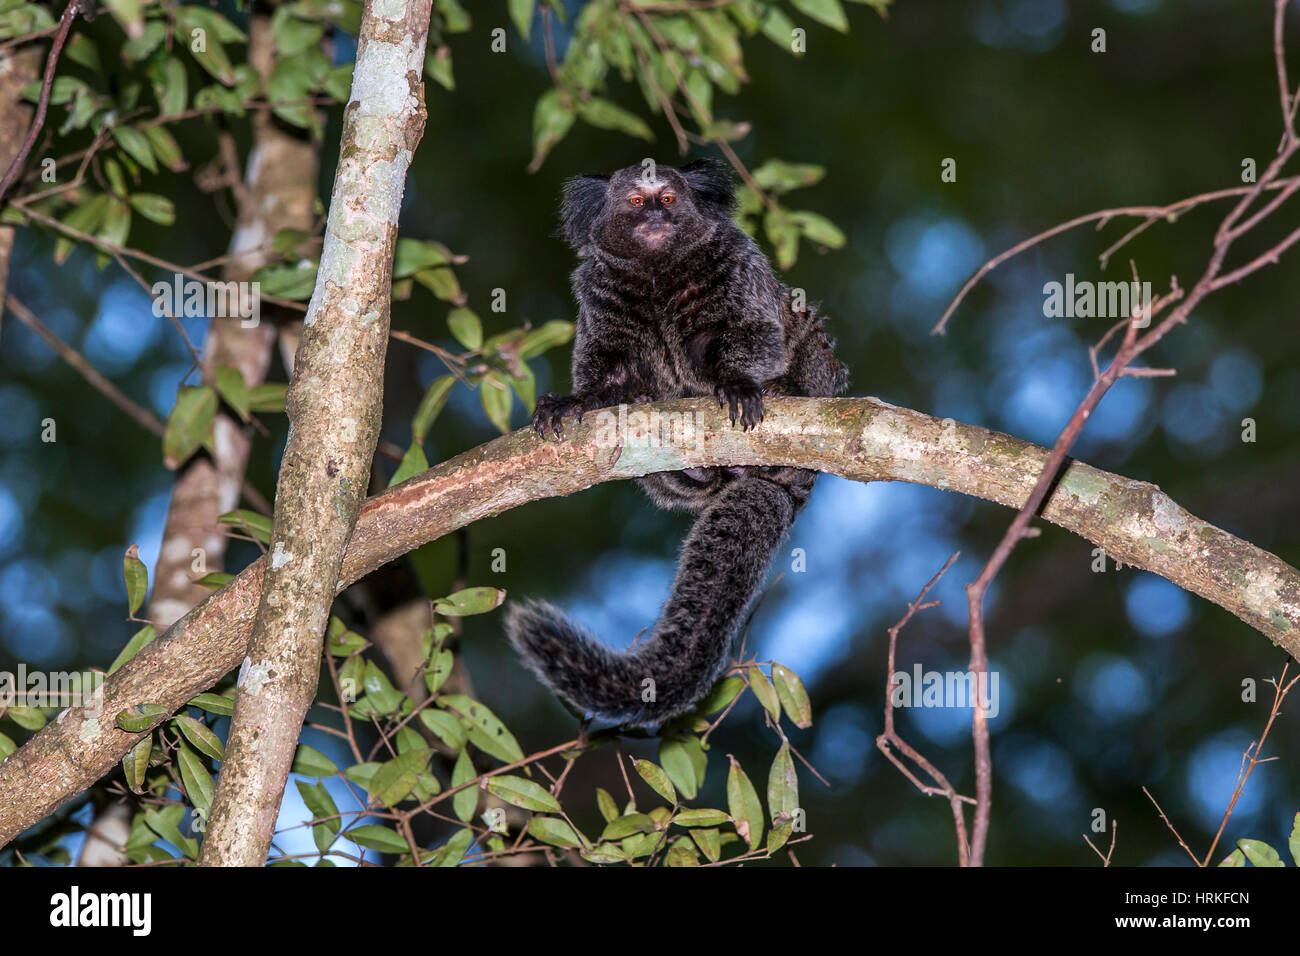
[{"xmin": 505, "ymin": 159, "xmax": 847, "ymax": 726}]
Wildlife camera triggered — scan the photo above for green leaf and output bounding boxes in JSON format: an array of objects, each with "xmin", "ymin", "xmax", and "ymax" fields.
[
  {"xmin": 217, "ymin": 508, "xmax": 273, "ymax": 545},
  {"xmin": 485, "ymin": 774, "xmax": 561, "ymax": 813},
  {"xmin": 388, "ymin": 442, "xmax": 428, "ymax": 487},
  {"xmin": 772, "ymin": 663, "xmax": 813, "ymax": 728},
  {"xmin": 253, "ymin": 261, "xmax": 318, "ymax": 300},
  {"xmin": 447, "ymin": 306, "xmax": 482, "ymax": 349},
  {"xmin": 102, "ymin": 0, "xmax": 145, "ymax": 38},
  {"xmin": 122, "ymin": 19, "xmax": 166, "ymax": 62},
  {"xmin": 752, "ymin": 160, "xmax": 825, "ymax": 194},
  {"xmin": 144, "ymin": 806, "xmax": 197, "ymax": 859},
  {"xmin": 115, "ymin": 703, "xmax": 170, "ymax": 734},
  {"xmin": 452, "ymin": 748, "xmax": 478, "ymax": 822},
  {"xmin": 434, "ymin": 587, "xmax": 506, "ymax": 617},
  {"xmin": 272, "ymin": 7, "xmax": 325, "ymax": 56},
  {"xmin": 0, "ymin": 731, "xmax": 16, "ymax": 759},
  {"xmin": 122, "ymin": 544, "xmax": 149, "ymax": 616},
  {"xmin": 690, "ymin": 827, "xmax": 721, "ymax": 862},
  {"xmin": 747, "ymin": 666, "xmax": 781, "ymax": 722},
  {"xmin": 361, "ymin": 661, "xmax": 402, "ymax": 715},
  {"xmin": 123, "ymin": 736, "xmax": 151, "ymax": 793},
  {"xmin": 173, "ymin": 714, "xmax": 225, "ymax": 761},
  {"xmin": 596, "ymin": 787, "xmax": 619, "ymax": 823},
  {"xmin": 435, "ymin": 0, "xmax": 471, "ymax": 32},
  {"xmin": 767, "ymin": 741, "xmax": 798, "ymax": 823},
  {"xmin": 1218, "ymin": 848, "xmax": 1246, "ymax": 867},
  {"xmin": 530, "ymin": 88, "xmax": 575, "ymax": 171},
  {"xmin": 424, "ymin": 48, "xmax": 454, "ymax": 91},
  {"xmin": 1237, "ymin": 838, "xmax": 1283, "ymax": 867},
  {"xmin": 766, "ymin": 820, "xmax": 794, "ymax": 854},
  {"xmin": 634, "ymin": 759, "xmax": 677, "ymax": 804},
  {"xmin": 413, "ymin": 266, "xmax": 461, "ymax": 302},
  {"xmin": 128, "ymin": 193, "xmax": 175, "ymax": 226},
  {"xmin": 600, "ymin": 813, "xmax": 656, "ymax": 841},
  {"xmin": 150, "ymin": 57, "xmax": 188, "ymax": 117},
  {"xmin": 673, "ymin": 808, "xmax": 730, "ymax": 828},
  {"xmin": 413, "ymin": 375, "xmax": 455, "ymax": 442},
  {"xmin": 430, "ymin": 827, "xmax": 473, "ymax": 866},
  {"xmin": 789, "ymin": 0, "xmax": 850, "ymax": 32},
  {"xmin": 297, "ymin": 780, "xmax": 341, "ymax": 851},
  {"xmin": 345, "ymin": 824, "xmax": 409, "ymax": 854},
  {"xmin": 54, "ymin": 193, "xmax": 108, "ymax": 264},
  {"xmin": 528, "ymin": 816, "xmax": 584, "ymax": 848},
  {"xmin": 508, "ymin": 0, "xmax": 535, "ymax": 41},
  {"xmin": 113, "ymin": 126, "xmax": 157, "ymax": 174},
  {"xmin": 659, "ymin": 735, "xmax": 707, "ymax": 800},
  {"xmin": 517, "ymin": 320, "xmax": 574, "ymax": 359},
  {"xmin": 1290, "ymin": 812, "xmax": 1300, "ymax": 866},
  {"xmin": 174, "ymin": 7, "xmax": 243, "ymax": 85},
  {"xmin": 789, "ymin": 210, "xmax": 846, "ymax": 248},
  {"xmin": 581, "ymin": 843, "xmax": 628, "ymax": 864},
  {"xmin": 576, "ymin": 97, "xmax": 653, "ymax": 141},
  {"xmin": 424, "ymin": 646, "xmax": 454, "ymax": 696},
  {"xmin": 176, "ymin": 742, "xmax": 214, "ymax": 810},
  {"xmin": 214, "ymin": 366, "xmax": 249, "ymax": 419},
  {"xmin": 292, "ymin": 744, "xmax": 339, "ymax": 777},
  {"xmin": 188, "ymin": 693, "xmax": 234, "ymax": 717},
  {"xmin": 99, "ymin": 196, "xmax": 132, "ymax": 249},
  {"xmin": 7, "ymin": 705, "xmax": 45, "ymax": 731},
  {"xmin": 764, "ymin": 208, "xmax": 800, "ymax": 270},
  {"xmin": 369, "ymin": 748, "xmax": 433, "ymax": 807},
  {"xmin": 394, "ymin": 238, "xmax": 454, "ymax": 276},
  {"xmin": 247, "ymin": 383, "xmax": 288, "ymax": 413},
  {"xmin": 419, "ymin": 709, "xmax": 466, "ymax": 750},
  {"xmin": 726, "ymin": 755, "xmax": 763, "ymax": 851},
  {"xmin": 65, "ymin": 35, "xmax": 101, "ymax": 73},
  {"xmin": 439, "ymin": 694, "xmax": 524, "ymax": 764},
  {"xmin": 480, "ymin": 372, "xmax": 514, "ymax": 433},
  {"xmin": 324, "ymin": 62, "xmax": 354, "ymax": 101},
  {"xmin": 697, "ymin": 676, "xmax": 745, "ymax": 716},
  {"xmin": 163, "ymin": 385, "xmax": 217, "ymax": 469}
]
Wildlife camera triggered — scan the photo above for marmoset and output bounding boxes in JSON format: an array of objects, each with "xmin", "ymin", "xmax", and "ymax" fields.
[{"xmin": 505, "ymin": 159, "xmax": 847, "ymax": 726}]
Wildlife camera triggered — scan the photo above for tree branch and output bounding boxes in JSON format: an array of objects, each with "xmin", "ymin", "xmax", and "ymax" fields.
[{"xmin": 0, "ymin": 396, "xmax": 1296, "ymax": 847}]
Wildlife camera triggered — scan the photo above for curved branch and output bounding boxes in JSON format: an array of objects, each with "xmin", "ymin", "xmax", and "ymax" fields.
[{"xmin": 0, "ymin": 396, "xmax": 1296, "ymax": 846}]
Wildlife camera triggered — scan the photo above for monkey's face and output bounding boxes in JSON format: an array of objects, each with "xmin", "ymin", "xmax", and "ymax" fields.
[{"xmin": 591, "ymin": 166, "xmax": 714, "ymax": 259}]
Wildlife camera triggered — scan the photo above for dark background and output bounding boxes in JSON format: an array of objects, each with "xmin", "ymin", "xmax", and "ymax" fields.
[{"xmin": 2, "ymin": 0, "xmax": 1298, "ymax": 865}]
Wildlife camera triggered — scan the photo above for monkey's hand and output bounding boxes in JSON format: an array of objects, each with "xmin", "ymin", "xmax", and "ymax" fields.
[
  {"xmin": 533, "ymin": 392, "xmax": 597, "ymax": 439},
  {"xmin": 716, "ymin": 379, "xmax": 765, "ymax": 431}
]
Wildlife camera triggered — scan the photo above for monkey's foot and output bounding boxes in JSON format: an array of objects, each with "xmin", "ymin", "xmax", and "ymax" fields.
[
  {"xmin": 716, "ymin": 380, "xmax": 765, "ymax": 430},
  {"xmin": 532, "ymin": 392, "xmax": 590, "ymax": 439}
]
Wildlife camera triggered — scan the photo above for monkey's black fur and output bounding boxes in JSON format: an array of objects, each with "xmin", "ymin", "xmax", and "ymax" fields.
[{"xmin": 506, "ymin": 159, "xmax": 847, "ymax": 726}]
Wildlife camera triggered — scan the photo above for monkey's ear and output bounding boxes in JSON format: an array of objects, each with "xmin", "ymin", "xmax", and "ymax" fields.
[
  {"xmin": 558, "ymin": 174, "xmax": 609, "ymax": 249},
  {"xmin": 680, "ymin": 159, "xmax": 737, "ymax": 220}
]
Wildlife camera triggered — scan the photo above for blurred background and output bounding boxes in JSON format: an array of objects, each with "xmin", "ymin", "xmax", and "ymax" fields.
[{"xmin": 2, "ymin": 0, "xmax": 1298, "ymax": 865}]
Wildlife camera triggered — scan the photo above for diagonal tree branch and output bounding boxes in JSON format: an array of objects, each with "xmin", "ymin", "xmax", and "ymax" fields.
[{"xmin": 0, "ymin": 395, "xmax": 1296, "ymax": 848}]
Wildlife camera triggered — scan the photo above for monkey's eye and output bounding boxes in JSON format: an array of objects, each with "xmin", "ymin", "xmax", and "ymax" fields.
[
  {"xmin": 661, "ymin": 194, "xmax": 675, "ymax": 205},
  {"xmin": 629, "ymin": 196, "xmax": 644, "ymax": 207}
]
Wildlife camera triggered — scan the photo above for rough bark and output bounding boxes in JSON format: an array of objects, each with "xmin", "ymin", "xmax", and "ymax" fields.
[
  {"xmin": 1, "ymin": 396, "xmax": 1296, "ymax": 849},
  {"xmin": 148, "ymin": 16, "xmax": 320, "ymax": 629},
  {"xmin": 0, "ymin": 46, "xmax": 40, "ymax": 321},
  {"xmin": 195, "ymin": 0, "xmax": 433, "ymax": 866}
]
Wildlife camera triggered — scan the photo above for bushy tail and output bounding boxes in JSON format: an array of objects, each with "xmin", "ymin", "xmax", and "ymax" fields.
[{"xmin": 506, "ymin": 476, "xmax": 800, "ymax": 726}]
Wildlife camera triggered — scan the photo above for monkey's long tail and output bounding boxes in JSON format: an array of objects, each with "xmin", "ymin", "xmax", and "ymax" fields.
[{"xmin": 505, "ymin": 475, "xmax": 802, "ymax": 726}]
